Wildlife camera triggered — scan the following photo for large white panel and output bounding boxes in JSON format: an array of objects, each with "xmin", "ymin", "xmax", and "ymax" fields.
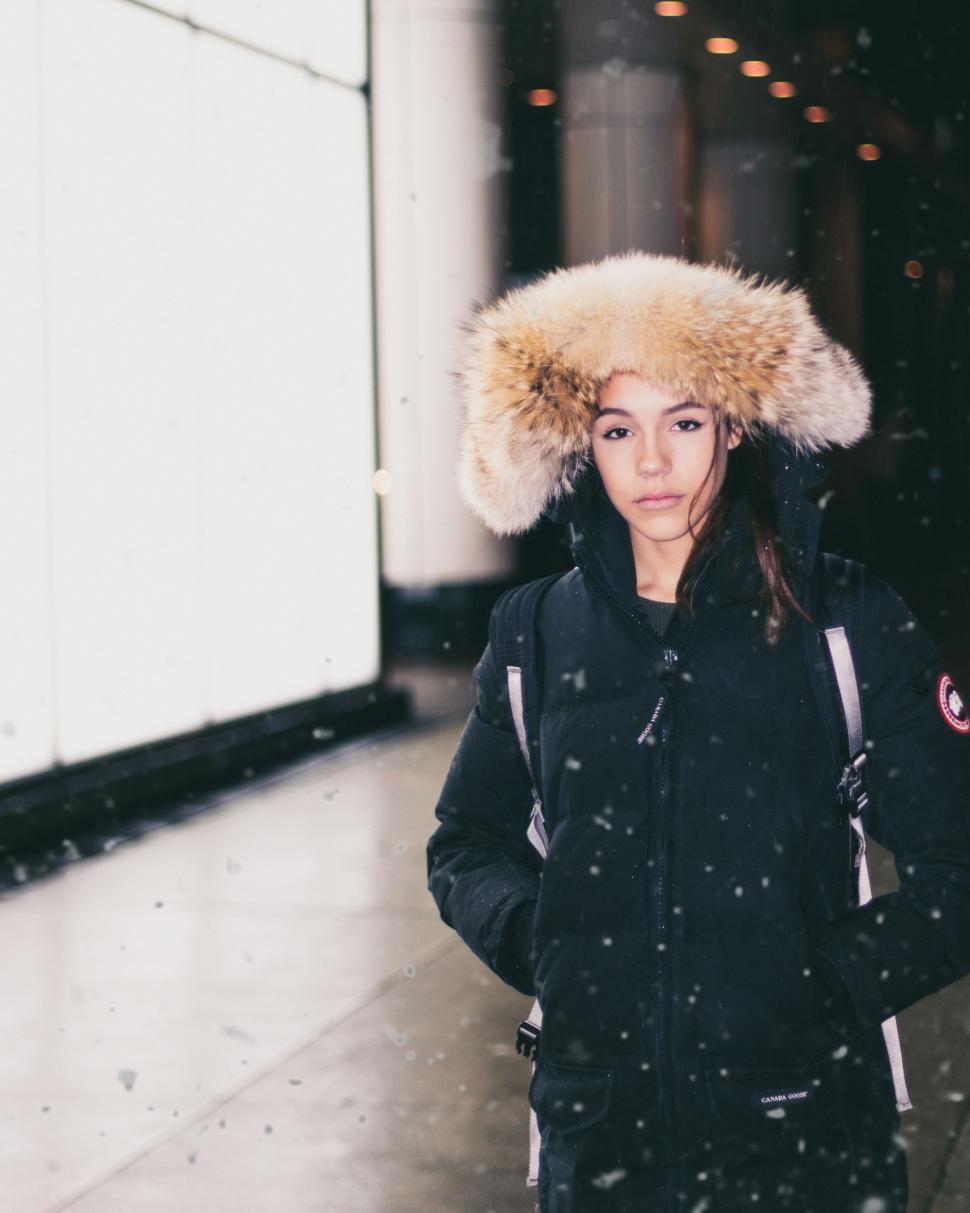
[
  {"xmin": 37, "ymin": 0, "xmax": 379, "ymax": 769},
  {"xmin": 41, "ymin": 0, "xmax": 205, "ymax": 764},
  {"xmin": 193, "ymin": 38, "xmax": 379, "ymax": 720},
  {"xmin": 135, "ymin": 0, "xmax": 191, "ymax": 16},
  {"xmin": 190, "ymin": 0, "xmax": 367, "ymax": 87},
  {"xmin": 0, "ymin": 0, "xmax": 55, "ymax": 784}
]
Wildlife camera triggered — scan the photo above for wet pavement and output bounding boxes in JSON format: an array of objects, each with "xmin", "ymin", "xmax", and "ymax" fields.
[{"xmin": 4, "ymin": 659, "xmax": 967, "ymax": 1211}]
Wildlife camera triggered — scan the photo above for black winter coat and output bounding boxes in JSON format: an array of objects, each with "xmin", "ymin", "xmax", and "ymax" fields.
[{"xmin": 426, "ymin": 441, "xmax": 970, "ymax": 1213}]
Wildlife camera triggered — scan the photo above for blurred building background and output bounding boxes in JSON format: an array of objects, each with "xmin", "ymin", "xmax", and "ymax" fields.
[
  {"xmin": 490, "ymin": 0, "xmax": 970, "ymax": 637},
  {"xmin": 1, "ymin": 1, "xmax": 968, "ymax": 1210},
  {"xmin": 3, "ymin": 0, "xmax": 968, "ymax": 881}
]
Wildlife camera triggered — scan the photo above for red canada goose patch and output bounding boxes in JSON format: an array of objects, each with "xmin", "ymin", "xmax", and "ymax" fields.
[{"xmin": 937, "ymin": 673, "xmax": 969, "ymax": 733}]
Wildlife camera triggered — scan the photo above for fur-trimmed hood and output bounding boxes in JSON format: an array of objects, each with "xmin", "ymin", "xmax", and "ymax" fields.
[{"xmin": 455, "ymin": 251, "xmax": 871, "ymax": 538}]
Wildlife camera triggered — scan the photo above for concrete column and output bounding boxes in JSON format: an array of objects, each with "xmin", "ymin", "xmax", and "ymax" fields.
[
  {"xmin": 371, "ymin": 0, "xmax": 513, "ymax": 587},
  {"xmin": 559, "ymin": 1, "xmax": 692, "ymax": 263},
  {"xmin": 561, "ymin": 65, "xmax": 692, "ymax": 263},
  {"xmin": 696, "ymin": 138, "xmax": 796, "ymax": 280},
  {"xmin": 806, "ymin": 152, "xmax": 863, "ymax": 354},
  {"xmin": 694, "ymin": 56, "xmax": 798, "ymax": 280}
]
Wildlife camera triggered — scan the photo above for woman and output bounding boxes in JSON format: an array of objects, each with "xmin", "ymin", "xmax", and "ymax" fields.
[{"xmin": 425, "ymin": 251, "xmax": 970, "ymax": 1212}]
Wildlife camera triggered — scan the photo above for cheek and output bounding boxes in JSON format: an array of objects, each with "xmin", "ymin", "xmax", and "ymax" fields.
[
  {"xmin": 679, "ymin": 436, "xmax": 717, "ymax": 492},
  {"xmin": 591, "ymin": 442, "xmax": 632, "ymax": 510}
]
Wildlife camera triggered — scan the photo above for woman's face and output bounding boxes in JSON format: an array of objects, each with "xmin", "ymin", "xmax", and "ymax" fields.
[{"xmin": 590, "ymin": 373, "xmax": 742, "ymax": 544}]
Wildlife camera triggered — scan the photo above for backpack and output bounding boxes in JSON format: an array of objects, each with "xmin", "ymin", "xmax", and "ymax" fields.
[{"xmin": 487, "ymin": 554, "xmax": 913, "ymax": 1191}]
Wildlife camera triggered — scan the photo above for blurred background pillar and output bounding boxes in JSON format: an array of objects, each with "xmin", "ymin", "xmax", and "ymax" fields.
[
  {"xmin": 371, "ymin": 0, "xmax": 514, "ymax": 628},
  {"xmin": 559, "ymin": 0, "xmax": 693, "ymax": 263},
  {"xmin": 694, "ymin": 48, "xmax": 798, "ymax": 282},
  {"xmin": 696, "ymin": 136, "xmax": 797, "ymax": 280}
]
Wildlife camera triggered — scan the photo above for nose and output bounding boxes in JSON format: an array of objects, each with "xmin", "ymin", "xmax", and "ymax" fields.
[{"xmin": 636, "ymin": 431, "xmax": 672, "ymax": 477}]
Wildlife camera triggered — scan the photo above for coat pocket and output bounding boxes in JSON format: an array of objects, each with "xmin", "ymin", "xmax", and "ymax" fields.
[
  {"xmin": 527, "ymin": 1056, "xmax": 614, "ymax": 1136},
  {"xmin": 704, "ymin": 1048, "xmax": 839, "ymax": 1126},
  {"xmin": 702, "ymin": 1049, "xmax": 857, "ymax": 1209}
]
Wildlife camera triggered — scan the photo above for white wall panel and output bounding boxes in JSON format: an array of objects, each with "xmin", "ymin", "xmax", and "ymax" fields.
[
  {"xmin": 41, "ymin": 0, "xmax": 205, "ymax": 763},
  {"xmin": 0, "ymin": 0, "xmax": 55, "ymax": 782},
  {"xmin": 191, "ymin": 0, "xmax": 367, "ymax": 86},
  {"xmin": 134, "ymin": 0, "xmax": 191, "ymax": 16},
  {"xmin": 194, "ymin": 38, "xmax": 378, "ymax": 719},
  {"xmin": 0, "ymin": 0, "xmax": 378, "ymax": 780}
]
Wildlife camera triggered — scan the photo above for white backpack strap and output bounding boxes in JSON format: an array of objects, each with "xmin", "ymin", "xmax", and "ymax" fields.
[
  {"xmin": 824, "ymin": 627, "xmax": 913, "ymax": 1112},
  {"xmin": 824, "ymin": 627, "xmax": 865, "ymax": 755},
  {"xmin": 527, "ymin": 1090, "xmax": 541, "ymax": 1187},
  {"xmin": 507, "ymin": 664, "xmax": 549, "ymax": 1184},
  {"xmin": 526, "ymin": 994, "xmax": 544, "ymax": 1187},
  {"xmin": 506, "ymin": 665, "xmax": 549, "ymax": 859},
  {"xmin": 525, "ymin": 997, "xmax": 544, "ymax": 1186}
]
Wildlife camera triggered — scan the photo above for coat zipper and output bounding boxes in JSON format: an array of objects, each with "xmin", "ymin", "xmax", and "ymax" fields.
[
  {"xmin": 654, "ymin": 646, "xmax": 677, "ymax": 1189},
  {"xmin": 567, "ymin": 558, "xmax": 695, "ymax": 1181}
]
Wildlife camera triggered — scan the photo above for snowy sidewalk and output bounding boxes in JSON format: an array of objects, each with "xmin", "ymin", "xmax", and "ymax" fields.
[{"xmin": 2, "ymin": 660, "xmax": 967, "ymax": 1211}]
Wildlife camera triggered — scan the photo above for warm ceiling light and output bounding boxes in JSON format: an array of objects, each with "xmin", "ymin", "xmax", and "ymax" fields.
[
  {"xmin": 372, "ymin": 469, "xmax": 393, "ymax": 496},
  {"xmin": 705, "ymin": 37, "xmax": 738, "ymax": 54},
  {"xmin": 527, "ymin": 88, "xmax": 557, "ymax": 107},
  {"xmin": 857, "ymin": 143, "xmax": 881, "ymax": 161},
  {"xmin": 740, "ymin": 60, "xmax": 770, "ymax": 77},
  {"xmin": 904, "ymin": 260, "xmax": 924, "ymax": 279},
  {"xmin": 769, "ymin": 81, "xmax": 798, "ymax": 98},
  {"xmin": 654, "ymin": 1, "xmax": 688, "ymax": 14},
  {"xmin": 803, "ymin": 106, "xmax": 832, "ymax": 123}
]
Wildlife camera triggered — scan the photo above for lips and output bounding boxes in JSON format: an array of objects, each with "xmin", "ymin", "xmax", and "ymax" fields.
[
  {"xmin": 634, "ymin": 493, "xmax": 683, "ymax": 511},
  {"xmin": 635, "ymin": 494, "xmax": 682, "ymax": 503}
]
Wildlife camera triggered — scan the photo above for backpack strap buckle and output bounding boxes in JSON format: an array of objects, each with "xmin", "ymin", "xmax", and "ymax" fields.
[
  {"xmin": 515, "ymin": 1018, "xmax": 541, "ymax": 1059},
  {"xmin": 833, "ymin": 749, "xmax": 869, "ymax": 825}
]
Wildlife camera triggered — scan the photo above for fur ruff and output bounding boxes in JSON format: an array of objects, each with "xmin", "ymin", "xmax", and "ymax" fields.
[{"xmin": 455, "ymin": 251, "xmax": 872, "ymax": 536}]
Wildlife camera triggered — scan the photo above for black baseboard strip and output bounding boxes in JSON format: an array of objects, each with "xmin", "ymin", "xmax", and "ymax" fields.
[{"xmin": 0, "ymin": 679, "xmax": 413, "ymax": 892}]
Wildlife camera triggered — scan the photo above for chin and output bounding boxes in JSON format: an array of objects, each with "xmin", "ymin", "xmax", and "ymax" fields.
[{"xmin": 628, "ymin": 514, "xmax": 688, "ymax": 540}]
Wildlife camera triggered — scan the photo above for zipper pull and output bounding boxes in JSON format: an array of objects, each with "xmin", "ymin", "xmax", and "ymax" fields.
[
  {"xmin": 526, "ymin": 797, "xmax": 550, "ymax": 856},
  {"xmin": 637, "ymin": 694, "xmax": 666, "ymax": 744},
  {"xmin": 637, "ymin": 649, "xmax": 679, "ymax": 745}
]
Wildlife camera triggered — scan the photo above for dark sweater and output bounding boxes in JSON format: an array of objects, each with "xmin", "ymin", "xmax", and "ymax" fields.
[{"xmin": 636, "ymin": 595, "xmax": 677, "ymax": 638}]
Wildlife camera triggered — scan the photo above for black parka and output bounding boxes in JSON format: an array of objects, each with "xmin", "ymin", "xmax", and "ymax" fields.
[{"xmin": 426, "ymin": 438, "xmax": 970, "ymax": 1213}]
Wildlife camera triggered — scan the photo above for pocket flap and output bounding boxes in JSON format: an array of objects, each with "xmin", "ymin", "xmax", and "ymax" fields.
[
  {"xmin": 704, "ymin": 1049, "xmax": 836, "ymax": 1123},
  {"xmin": 528, "ymin": 1057, "xmax": 613, "ymax": 1135}
]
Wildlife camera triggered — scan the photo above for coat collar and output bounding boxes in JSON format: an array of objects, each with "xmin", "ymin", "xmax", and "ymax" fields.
[{"xmin": 545, "ymin": 436, "xmax": 829, "ymax": 626}]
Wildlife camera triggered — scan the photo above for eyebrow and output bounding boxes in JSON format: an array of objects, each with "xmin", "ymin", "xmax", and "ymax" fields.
[{"xmin": 595, "ymin": 401, "xmax": 706, "ymax": 419}]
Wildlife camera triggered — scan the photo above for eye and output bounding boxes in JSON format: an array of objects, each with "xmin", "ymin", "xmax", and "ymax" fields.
[{"xmin": 597, "ymin": 419, "xmax": 704, "ymax": 439}]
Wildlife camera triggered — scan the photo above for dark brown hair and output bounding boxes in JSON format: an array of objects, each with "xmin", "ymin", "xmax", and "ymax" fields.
[{"xmin": 675, "ymin": 407, "xmax": 816, "ymax": 647}]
